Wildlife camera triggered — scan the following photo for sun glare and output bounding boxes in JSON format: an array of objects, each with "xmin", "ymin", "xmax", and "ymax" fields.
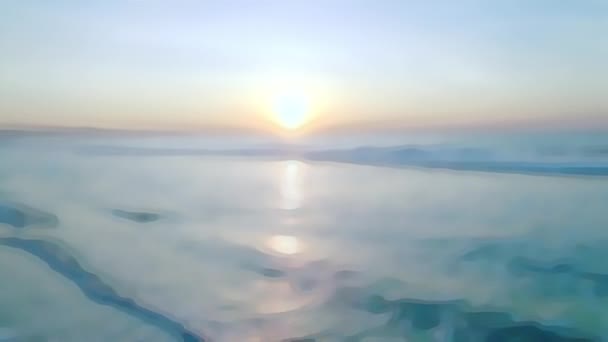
[
  {"xmin": 272, "ymin": 91, "xmax": 311, "ymax": 130},
  {"xmin": 268, "ymin": 235, "xmax": 300, "ymax": 255}
]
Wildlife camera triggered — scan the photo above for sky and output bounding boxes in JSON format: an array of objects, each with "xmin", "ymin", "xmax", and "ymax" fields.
[{"xmin": 1, "ymin": 0, "xmax": 607, "ymax": 133}]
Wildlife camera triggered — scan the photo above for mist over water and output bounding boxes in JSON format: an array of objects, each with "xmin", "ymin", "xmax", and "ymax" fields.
[{"xmin": 1, "ymin": 132, "xmax": 608, "ymax": 341}]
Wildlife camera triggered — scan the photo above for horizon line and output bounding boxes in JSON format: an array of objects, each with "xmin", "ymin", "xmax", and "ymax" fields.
[{"xmin": 1, "ymin": 115, "xmax": 607, "ymax": 136}]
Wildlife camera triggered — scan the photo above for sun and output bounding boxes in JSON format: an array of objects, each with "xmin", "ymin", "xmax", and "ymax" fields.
[{"xmin": 272, "ymin": 91, "xmax": 311, "ymax": 130}]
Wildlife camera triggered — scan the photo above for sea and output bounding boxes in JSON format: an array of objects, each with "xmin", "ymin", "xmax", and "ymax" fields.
[{"xmin": 1, "ymin": 130, "xmax": 608, "ymax": 341}]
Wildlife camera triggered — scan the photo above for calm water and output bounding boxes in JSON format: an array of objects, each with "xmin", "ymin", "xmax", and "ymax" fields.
[{"xmin": 1, "ymin": 133, "xmax": 608, "ymax": 341}]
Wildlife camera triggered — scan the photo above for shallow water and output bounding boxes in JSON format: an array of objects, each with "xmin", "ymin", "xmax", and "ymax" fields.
[{"xmin": 1, "ymin": 133, "xmax": 608, "ymax": 341}]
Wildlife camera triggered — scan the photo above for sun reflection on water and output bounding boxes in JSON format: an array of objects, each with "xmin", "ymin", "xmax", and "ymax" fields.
[
  {"xmin": 279, "ymin": 160, "xmax": 302, "ymax": 210},
  {"xmin": 273, "ymin": 161, "xmax": 305, "ymax": 255},
  {"xmin": 267, "ymin": 235, "xmax": 300, "ymax": 255}
]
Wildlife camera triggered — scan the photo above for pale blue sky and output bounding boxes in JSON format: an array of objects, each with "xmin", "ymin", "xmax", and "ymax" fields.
[{"xmin": 1, "ymin": 0, "xmax": 606, "ymax": 131}]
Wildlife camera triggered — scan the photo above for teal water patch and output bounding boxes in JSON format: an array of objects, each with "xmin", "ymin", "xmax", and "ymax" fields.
[
  {"xmin": 0, "ymin": 238, "xmax": 204, "ymax": 342},
  {"xmin": 0, "ymin": 202, "xmax": 58, "ymax": 228},
  {"xmin": 111, "ymin": 209, "xmax": 162, "ymax": 223}
]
